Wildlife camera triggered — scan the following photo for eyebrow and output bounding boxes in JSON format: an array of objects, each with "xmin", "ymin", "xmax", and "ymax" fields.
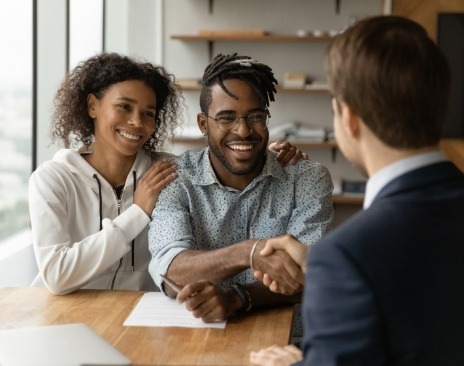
[
  {"xmin": 116, "ymin": 97, "xmax": 156, "ymax": 110},
  {"xmin": 215, "ymin": 107, "xmax": 266, "ymax": 115}
]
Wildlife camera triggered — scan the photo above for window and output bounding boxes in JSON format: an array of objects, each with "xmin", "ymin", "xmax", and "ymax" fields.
[{"xmin": 0, "ymin": 0, "xmax": 33, "ymax": 243}]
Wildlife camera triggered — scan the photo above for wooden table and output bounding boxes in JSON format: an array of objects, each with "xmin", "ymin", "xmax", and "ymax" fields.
[{"xmin": 0, "ymin": 287, "xmax": 294, "ymax": 366}]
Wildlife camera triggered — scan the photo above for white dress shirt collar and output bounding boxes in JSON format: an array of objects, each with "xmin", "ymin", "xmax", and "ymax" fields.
[{"xmin": 363, "ymin": 151, "xmax": 447, "ymax": 210}]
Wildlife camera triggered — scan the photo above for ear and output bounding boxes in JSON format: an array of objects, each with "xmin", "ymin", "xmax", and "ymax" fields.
[
  {"xmin": 197, "ymin": 113, "xmax": 208, "ymax": 136},
  {"xmin": 340, "ymin": 101, "xmax": 361, "ymax": 139},
  {"xmin": 87, "ymin": 94, "xmax": 98, "ymax": 119}
]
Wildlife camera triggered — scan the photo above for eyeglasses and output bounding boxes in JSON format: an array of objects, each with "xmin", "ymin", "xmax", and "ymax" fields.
[{"xmin": 203, "ymin": 110, "xmax": 271, "ymax": 132}]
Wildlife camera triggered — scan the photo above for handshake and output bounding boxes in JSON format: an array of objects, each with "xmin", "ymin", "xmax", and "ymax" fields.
[{"xmin": 252, "ymin": 234, "xmax": 309, "ymax": 295}]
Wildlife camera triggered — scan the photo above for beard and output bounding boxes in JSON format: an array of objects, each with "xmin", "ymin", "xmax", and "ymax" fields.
[{"xmin": 208, "ymin": 135, "xmax": 268, "ymax": 176}]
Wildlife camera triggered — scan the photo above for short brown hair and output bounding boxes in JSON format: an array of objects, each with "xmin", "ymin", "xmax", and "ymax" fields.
[{"xmin": 325, "ymin": 16, "xmax": 451, "ymax": 148}]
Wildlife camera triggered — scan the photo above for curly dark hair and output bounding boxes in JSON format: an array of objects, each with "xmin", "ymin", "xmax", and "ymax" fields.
[
  {"xmin": 51, "ymin": 52, "xmax": 184, "ymax": 158},
  {"xmin": 199, "ymin": 53, "xmax": 278, "ymax": 113}
]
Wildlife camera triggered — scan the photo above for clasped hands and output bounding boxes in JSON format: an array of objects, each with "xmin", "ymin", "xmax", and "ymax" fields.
[
  {"xmin": 172, "ymin": 235, "xmax": 308, "ymax": 324},
  {"xmin": 253, "ymin": 234, "xmax": 309, "ymax": 295}
]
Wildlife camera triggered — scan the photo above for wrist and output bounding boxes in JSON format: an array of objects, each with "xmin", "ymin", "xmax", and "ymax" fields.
[
  {"xmin": 230, "ymin": 284, "xmax": 252, "ymax": 314},
  {"xmin": 249, "ymin": 239, "xmax": 262, "ymax": 270}
]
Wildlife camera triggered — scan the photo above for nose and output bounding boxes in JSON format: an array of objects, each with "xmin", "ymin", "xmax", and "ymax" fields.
[
  {"xmin": 127, "ymin": 113, "xmax": 143, "ymax": 127},
  {"xmin": 233, "ymin": 117, "xmax": 253, "ymax": 137}
]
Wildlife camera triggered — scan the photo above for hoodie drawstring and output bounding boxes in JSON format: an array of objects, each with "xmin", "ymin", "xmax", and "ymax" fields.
[
  {"xmin": 93, "ymin": 174, "xmax": 103, "ymax": 231},
  {"xmin": 93, "ymin": 172, "xmax": 137, "ymax": 272},
  {"xmin": 131, "ymin": 171, "xmax": 137, "ymax": 272}
]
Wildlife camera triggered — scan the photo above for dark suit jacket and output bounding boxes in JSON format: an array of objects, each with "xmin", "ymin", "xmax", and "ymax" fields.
[{"xmin": 300, "ymin": 162, "xmax": 464, "ymax": 366}]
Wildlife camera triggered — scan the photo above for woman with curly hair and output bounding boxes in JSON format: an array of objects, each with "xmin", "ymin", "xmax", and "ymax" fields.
[{"xmin": 28, "ymin": 53, "xmax": 182, "ymax": 295}]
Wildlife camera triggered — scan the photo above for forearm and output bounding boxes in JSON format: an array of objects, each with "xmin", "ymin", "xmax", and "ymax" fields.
[{"xmin": 166, "ymin": 239, "xmax": 256, "ymax": 287}]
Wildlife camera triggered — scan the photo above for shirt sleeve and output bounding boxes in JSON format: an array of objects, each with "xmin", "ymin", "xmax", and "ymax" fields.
[
  {"xmin": 29, "ymin": 165, "xmax": 150, "ymax": 295},
  {"xmin": 301, "ymin": 239, "xmax": 386, "ymax": 365},
  {"xmin": 287, "ymin": 162, "xmax": 334, "ymax": 246},
  {"xmin": 148, "ymin": 179, "xmax": 193, "ymax": 290}
]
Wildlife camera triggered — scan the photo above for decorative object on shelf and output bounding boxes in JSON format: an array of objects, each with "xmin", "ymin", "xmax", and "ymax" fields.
[
  {"xmin": 282, "ymin": 72, "xmax": 307, "ymax": 89},
  {"xmin": 342, "ymin": 179, "xmax": 366, "ymax": 196},
  {"xmin": 177, "ymin": 79, "xmax": 201, "ymax": 89}
]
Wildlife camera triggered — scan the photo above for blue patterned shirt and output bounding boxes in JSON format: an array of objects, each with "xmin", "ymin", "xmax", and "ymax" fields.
[{"xmin": 148, "ymin": 147, "xmax": 334, "ymax": 338}]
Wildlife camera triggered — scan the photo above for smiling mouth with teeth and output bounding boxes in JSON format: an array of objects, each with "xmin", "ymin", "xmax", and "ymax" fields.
[
  {"xmin": 229, "ymin": 144, "xmax": 254, "ymax": 151},
  {"xmin": 119, "ymin": 130, "xmax": 142, "ymax": 141}
]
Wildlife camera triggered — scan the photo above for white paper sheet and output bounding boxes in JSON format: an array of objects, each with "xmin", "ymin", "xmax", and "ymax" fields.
[{"xmin": 123, "ymin": 292, "xmax": 227, "ymax": 329}]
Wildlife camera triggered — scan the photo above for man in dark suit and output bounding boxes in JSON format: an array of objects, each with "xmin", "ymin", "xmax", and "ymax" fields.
[{"xmin": 250, "ymin": 15, "xmax": 464, "ymax": 366}]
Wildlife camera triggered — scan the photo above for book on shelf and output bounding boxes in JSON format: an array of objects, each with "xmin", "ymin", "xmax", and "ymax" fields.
[
  {"xmin": 304, "ymin": 82, "xmax": 329, "ymax": 90},
  {"xmin": 269, "ymin": 121, "xmax": 329, "ymax": 142}
]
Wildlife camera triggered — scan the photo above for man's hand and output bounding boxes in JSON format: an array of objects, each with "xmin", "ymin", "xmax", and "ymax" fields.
[
  {"xmin": 269, "ymin": 141, "xmax": 308, "ymax": 166},
  {"xmin": 249, "ymin": 344, "xmax": 303, "ymax": 366},
  {"xmin": 254, "ymin": 235, "xmax": 309, "ymax": 294},
  {"xmin": 176, "ymin": 280, "xmax": 242, "ymax": 322},
  {"xmin": 251, "ymin": 239, "xmax": 305, "ymax": 296}
]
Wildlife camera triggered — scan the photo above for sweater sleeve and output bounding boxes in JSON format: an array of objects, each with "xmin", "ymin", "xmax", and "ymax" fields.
[{"xmin": 28, "ymin": 165, "xmax": 150, "ymax": 295}]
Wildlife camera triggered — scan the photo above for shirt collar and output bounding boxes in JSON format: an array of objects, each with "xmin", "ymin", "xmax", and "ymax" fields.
[
  {"xmin": 193, "ymin": 148, "xmax": 286, "ymax": 189},
  {"xmin": 363, "ymin": 150, "xmax": 447, "ymax": 210}
]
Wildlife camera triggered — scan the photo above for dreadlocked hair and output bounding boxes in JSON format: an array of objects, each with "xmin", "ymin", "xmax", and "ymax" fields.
[{"xmin": 199, "ymin": 53, "xmax": 278, "ymax": 113}]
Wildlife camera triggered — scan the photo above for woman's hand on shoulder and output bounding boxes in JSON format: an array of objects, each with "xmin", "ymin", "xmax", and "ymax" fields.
[
  {"xmin": 268, "ymin": 141, "xmax": 308, "ymax": 166},
  {"xmin": 134, "ymin": 159, "xmax": 177, "ymax": 216}
]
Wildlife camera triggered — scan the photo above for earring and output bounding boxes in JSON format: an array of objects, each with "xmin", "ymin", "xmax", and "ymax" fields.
[{"xmin": 202, "ymin": 131, "xmax": 207, "ymax": 136}]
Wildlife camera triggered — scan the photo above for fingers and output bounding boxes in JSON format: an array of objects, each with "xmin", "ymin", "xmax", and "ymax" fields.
[
  {"xmin": 176, "ymin": 281, "xmax": 230, "ymax": 322},
  {"xmin": 259, "ymin": 238, "xmax": 286, "ymax": 256},
  {"xmin": 283, "ymin": 344, "xmax": 303, "ymax": 358},
  {"xmin": 289, "ymin": 149, "xmax": 304, "ymax": 165},
  {"xmin": 264, "ymin": 235, "xmax": 309, "ymax": 269},
  {"xmin": 275, "ymin": 142, "xmax": 297, "ymax": 167},
  {"xmin": 254, "ymin": 249, "xmax": 304, "ymax": 295},
  {"xmin": 254, "ymin": 270, "xmax": 265, "ymax": 281},
  {"xmin": 269, "ymin": 280, "xmax": 281, "ymax": 294},
  {"xmin": 134, "ymin": 160, "xmax": 178, "ymax": 214},
  {"xmin": 176, "ymin": 281, "xmax": 203, "ymax": 303},
  {"xmin": 140, "ymin": 159, "xmax": 177, "ymax": 190},
  {"xmin": 250, "ymin": 344, "xmax": 303, "ymax": 366}
]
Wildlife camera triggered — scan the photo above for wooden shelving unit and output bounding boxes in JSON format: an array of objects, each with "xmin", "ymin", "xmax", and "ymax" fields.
[
  {"xmin": 171, "ymin": 34, "xmax": 333, "ymax": 42},
  {"xmin": 171, "ymin": 33, "xmax": 333, "ymax": 60}
]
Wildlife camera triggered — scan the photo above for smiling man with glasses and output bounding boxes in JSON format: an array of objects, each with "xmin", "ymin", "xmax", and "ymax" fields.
[{"xmin": 148, "ymin": 53, "xmax": 334, "ymax": 344}]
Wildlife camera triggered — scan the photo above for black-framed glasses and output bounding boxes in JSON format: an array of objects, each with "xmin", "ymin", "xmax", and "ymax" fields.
[{"xmin": 203, "ymin": 110, "xmax": 271, "ymax": 132}]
